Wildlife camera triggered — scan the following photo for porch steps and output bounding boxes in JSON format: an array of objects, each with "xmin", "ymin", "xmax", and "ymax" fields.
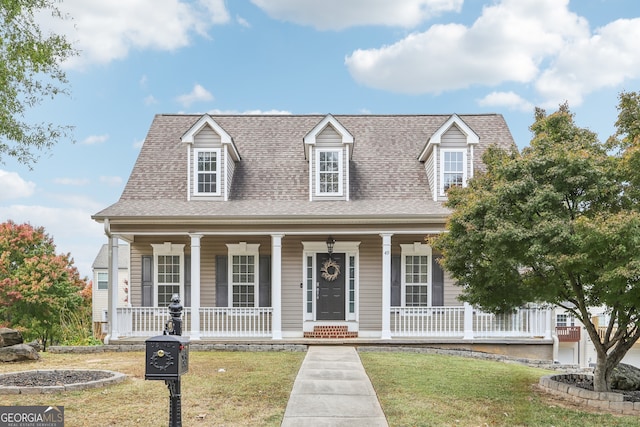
[{"xmin": 303, "ymin": 325, "xmax": 358, "ymax": 339}]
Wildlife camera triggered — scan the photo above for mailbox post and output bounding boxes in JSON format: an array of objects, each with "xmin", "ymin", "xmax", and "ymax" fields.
[{"xmin": 145, "ymin": 294, "xmax": 189, "ymax": 427}]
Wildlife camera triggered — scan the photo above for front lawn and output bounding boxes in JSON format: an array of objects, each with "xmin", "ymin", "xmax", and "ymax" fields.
[
  {"xmin": 0, "ymin": 350, "xmax": 305, "ymax": 426},
  {"xmin": 1, "ymin": 349, "xmax": 638, "ymax": 426},
  {"xmin": 360, "ymin": 351, "xmax": 640, "ymax": 426}
]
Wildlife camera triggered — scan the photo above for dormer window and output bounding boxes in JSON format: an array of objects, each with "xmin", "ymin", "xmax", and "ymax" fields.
[
  {"xmin": 441, "ymin": 149, "xmax": 466, "ymax": 194},
  {"xmin": 181, "ymin": 114, "xmax": 241, "ymax": 201},
  {"xmin": 418, "ymin": 114, "xmax": 478, "ymax": 201},
  {"xmin": 194, "ymin": 148, "xmax": 221, "ymax": 195},
  {"xmin": 304, "ymin": 114, "xmax": 354, "ymax": 201},
  {"xmin": 317, "ymin": 149, "xmax": 343, "ymax": 196}
]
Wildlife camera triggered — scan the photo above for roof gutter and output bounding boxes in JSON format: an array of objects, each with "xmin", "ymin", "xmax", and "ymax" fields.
[
  {"xmin": 103, "ymin": 218, "xmax": 111, "ymax": 237},
  {"xmin": 95, "ymin": 214, "xmax": 452, "ymax": 226}
]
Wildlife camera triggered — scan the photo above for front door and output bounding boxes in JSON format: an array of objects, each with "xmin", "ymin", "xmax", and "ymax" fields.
[{"xmin": 316, "ymin": 253, "xmax": 345, "ymax": 320}]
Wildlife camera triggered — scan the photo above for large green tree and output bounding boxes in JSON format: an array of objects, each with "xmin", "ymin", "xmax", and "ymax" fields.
[
  {"xmin": 0, "ymin": 220, "xmax": 89, "ymax": 350},
  {"xmin": 0, "ymin": 0, "xmax": 76, "ymax": 166},
  {"xmin": 434, "ymin": 95, "xmax": 640, "ymax": 392}
]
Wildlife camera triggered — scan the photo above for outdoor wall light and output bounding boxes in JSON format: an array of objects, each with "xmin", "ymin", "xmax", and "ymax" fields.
[{"xmin": 326, "ymin": 235, "xmax": 335, "ymax": 256}]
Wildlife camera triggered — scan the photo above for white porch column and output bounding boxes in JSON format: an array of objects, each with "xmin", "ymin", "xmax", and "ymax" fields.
[
  {"xmin": 189, "ymin": 234, "xmax": 202, "ymax": 340},
  {"xmin": 463, "ymin": 302, "xmax": 474, "ymax": 339},
  {"xmin": 271, "ymin": 234, "xmax": 284, "ymax": 340},
  {"xmin": 107, "ymin": 235, "xmax": 119, "ymax": 342},
  {"xmin": 380, "ymin": 233, "xmax": 392, "ymax": 339}
]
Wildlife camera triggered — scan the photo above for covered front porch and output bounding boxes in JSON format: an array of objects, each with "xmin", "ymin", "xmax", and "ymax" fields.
[
  {"xmin": 109, "ymin": 304, "xmax": 552, "ymax": 341},
  {"xmin": 102, "ymin": 230, "xmax": 552, "ymax": 349}
]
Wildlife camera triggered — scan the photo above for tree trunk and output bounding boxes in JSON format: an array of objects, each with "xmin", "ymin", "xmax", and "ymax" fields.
[
  {"xmin": 592, "ymin": 339, "xmax": 634, "ymax": 392},
  {"xmin": 593, "ymin": 355, "xmax": 613, "ymax": 392}
]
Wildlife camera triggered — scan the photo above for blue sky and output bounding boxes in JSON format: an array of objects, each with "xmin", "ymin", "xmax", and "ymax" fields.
[{"xmin": 1, "ymin": 0, "xmax": 639, "ymax": 278}]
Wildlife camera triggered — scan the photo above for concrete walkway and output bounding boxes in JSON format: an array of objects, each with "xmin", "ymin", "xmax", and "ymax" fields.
[{"xmin": 281, "ymin": 345, "xmax": 389, "ymax": 427}]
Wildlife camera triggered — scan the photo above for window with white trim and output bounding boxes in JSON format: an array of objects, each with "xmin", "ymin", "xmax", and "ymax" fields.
[
  {"xmin": 441, "ymin": 149, "xmax": 466, "ymax": 194},
  {"xmin": 556, "ymin": 313, "xmax": 576, "ymax": 327},
  {"xmin": 316, "ymin": 149, "xmax": 342, "ymax": 196},
  {"xmin": 97, "ymin": 271, "xmax": 108, "ymax": 290},
  {"xmin": 227, "ymin": 243, "xmax": 260, "ymax": 308},
  {"xmin": 401, "ymin": 243, "xmax": 432, "ymax": 307},
  {"xmin": 152, "ymin": 243, "xmax": 184, "ymax": 307},
  {"xmin": 194, "ymin": 148, "xmax": 221, "ymax": 195}
]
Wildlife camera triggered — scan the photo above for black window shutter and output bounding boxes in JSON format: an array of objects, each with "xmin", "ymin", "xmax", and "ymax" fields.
[
  {"xmin": 259, "ymin": 255, "xmax": 271, "ymax": 307},
  {"xmin": 184, "ymin": 255, "xmax": 191, "ymax": 307},
  {"xmin": 432, "ymin": 255, "xmax": 444, "ymax": 306},
  {"xmin": 391, "ymin": 255, "xmax": 401, "ymax": 306},
  {"xmin": 216, "ymin": 255, "xmax": 228, "ymax": 307},
  {"xmin": 141, "ymin": 255, "xmax": 153, "ymax": 307}
]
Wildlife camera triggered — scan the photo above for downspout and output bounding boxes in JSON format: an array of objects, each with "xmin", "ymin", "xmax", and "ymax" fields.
[
  {"xmin": 552, "ymin": 333, "xmax": 559, "ymax": 364},
  {"xmin": 103, "ymin": 219, "xmax": 119, "ymax": 345},
  {"xmin": 551, "ymin": 307, "xmax": 559, "ymax": 363}
]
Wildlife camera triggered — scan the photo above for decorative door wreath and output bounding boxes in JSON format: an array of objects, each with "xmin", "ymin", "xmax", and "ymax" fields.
[{"xmin": 320, "ymin": 258, "xmax": 341, "ymax": 281}]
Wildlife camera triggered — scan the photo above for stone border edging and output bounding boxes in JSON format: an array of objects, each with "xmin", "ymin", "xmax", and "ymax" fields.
[
  {"xmin": 0, "ymin": 370, "xmax": 126, "ymax": 395},
  {"xmin": 48, "ymin": 343, "xmax": 307, "ymax": 353},
  {"xmin": 539, "ymin": 373, "xmax": 640, "ymax": 415}
]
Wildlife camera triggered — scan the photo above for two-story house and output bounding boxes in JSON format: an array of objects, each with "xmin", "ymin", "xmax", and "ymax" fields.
[{"xmin": 92, "ymin": 113, "xmax": 553, "ymax": 359}]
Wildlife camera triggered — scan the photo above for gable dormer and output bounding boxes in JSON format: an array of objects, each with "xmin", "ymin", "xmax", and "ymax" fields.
[
  {"xmin": 418, "ymin": 114, "xmax": 479, "ymax": 201},
  {"xmin": 181, "ymin": 114, "xmax": 241, "ymax": 201},
  {"xmin": 303, "ymin": 114, "xmax": 354, "ymax": 201}
]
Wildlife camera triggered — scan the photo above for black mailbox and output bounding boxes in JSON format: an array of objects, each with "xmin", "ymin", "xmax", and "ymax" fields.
[{"xmin": 145, "ymin": 335, "xmax": 189, "ymax": 380}]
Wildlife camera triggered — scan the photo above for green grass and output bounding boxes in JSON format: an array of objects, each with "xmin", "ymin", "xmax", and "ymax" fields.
[
  {"xmin": 2, "ymin": 349, "xmax": 639, "ymax": 426},
  {"xmin": 0, "ymin": 351, "xmax": 305, "ymax": 426},
  {"xmin": 360, "ymin": 351, "xmax": 640, "ymax": 426}
]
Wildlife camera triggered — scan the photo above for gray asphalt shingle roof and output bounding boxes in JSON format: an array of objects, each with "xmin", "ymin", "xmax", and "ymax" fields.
[{"xmin": 93, "ymin": 113, "xmax": 515, "ymax": 221}]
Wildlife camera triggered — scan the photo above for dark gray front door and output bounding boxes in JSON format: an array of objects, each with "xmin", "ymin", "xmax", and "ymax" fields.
[{"xmin": 317, "ymin": 253, "xmax": 345, "ymax": 320}]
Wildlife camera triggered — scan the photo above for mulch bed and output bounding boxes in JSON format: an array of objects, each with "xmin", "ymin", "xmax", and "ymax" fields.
[
  {"xmin": 556, "ymin": 375, "xmax": 640, "ymax": 402},
  {"xmin": 0, "ymin": 370, "xmax": 114, "ymax": 387}
]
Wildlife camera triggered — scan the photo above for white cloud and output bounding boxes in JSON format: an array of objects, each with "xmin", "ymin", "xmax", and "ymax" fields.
[
  {"xmin": 0, "ymin": 170, "xmax": 36, "ymax": 200},
  {"xmin": 38, "ymin": 0, "xmax": 230, "ymax": 69},
  {"xmin": 477, "ymin": 91, "xmax": 534, "ymax": 113},
  {"xmin": 0, "ymin": 204, "xmax": 105, "ymax": 278},
  {"xmin": 48, "ymin": 194, "xmax": 105, "ymax": 212},
  {"xmin": 144, "ymin": 95, "xmax": 158, "ymax": 106},
  {"xmin": 345, "ymin": 0, "xmax": 587, "ymax": 95},
  {"xmin": 344, "ymin": 0, "xmax": 640, "ymax": 107},
  {"xmin": 535, "ymin": 17, "xmax": 640, "ymax": 108},
  {"xmin": 133, "ymin": 139, "xmax": 145, "ymax": 149},
  {"xmin": 176, "ymin": 84, "xmax": 214, "ymax": 107},
  {"xmin": 99, "ymin": 176, "xmax": 124, "ymax": 187},
  {"xmin": 54, "ymin": 177, "xmax": 90, "ymax": 186},
  {"xmin": 251, "ymin": 0, "xmax": 462, "ymax": 30},
  {"xmin": 81, "ymin": 134, "xmax": 109, "ymax": 145},
  {"xmin": 236, "ymin": 15, "xmax": 251, "ymax": 28}
]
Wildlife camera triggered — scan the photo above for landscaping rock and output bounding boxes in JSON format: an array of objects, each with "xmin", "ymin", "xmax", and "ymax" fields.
[
  {"xmin": 611, "ymin": 363, "xmax": 640, "ymax": 391},
  {"xmin": 0, "ymin": 328, "xmax": 23, "ymax": 348},
  {"xmin": 26, "ymin": 341, "xmax": 42, "ymax": 352},
  {"xmin": 0, "ymin": 344, "xmax": 40, "ymax": 362}
]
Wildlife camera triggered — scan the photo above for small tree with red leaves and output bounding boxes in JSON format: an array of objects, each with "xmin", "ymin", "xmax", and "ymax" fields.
[{"xmin": 0, "ymin": 220, "xmax": 89, "ymax": 350}]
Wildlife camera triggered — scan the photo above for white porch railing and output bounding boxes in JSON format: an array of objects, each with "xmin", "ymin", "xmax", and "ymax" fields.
[
  {"xmin": 391, "ymin": 306, "xmax": 466, "ymax": 337},
  {"xmin": 116, "ymin": 307, "xmax": 272, "ymax": 338},
  {"xmin": 391, "ymin": 305, "xmax": 551, "ymax": 339},
  {"xmin": 200, "ymin": 307, "xmax": 272, "ymax": 337},
  {"xmin": 115, "ymin": 305, "xmax": 548, "ymax": 339}
]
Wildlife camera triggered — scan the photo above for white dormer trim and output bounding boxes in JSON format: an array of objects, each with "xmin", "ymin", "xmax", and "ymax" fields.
[
  {"xmin": 304, "ymin": 114, "xmax": 353, "ymax": 201},
  {"xmin": 418, "ymin": 114, "xmax": 479, "ymax": 162},
  {"xmin": 303, "ymin": 114, "xmax": 354, "ymax": 160},
  {"xmin": 181, "ymin": 114, "xmax": 241, "ymax": 161}
]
